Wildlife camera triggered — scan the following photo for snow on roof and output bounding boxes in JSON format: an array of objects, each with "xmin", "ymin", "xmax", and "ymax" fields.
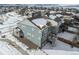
[
  {"xmin": 20, "ymin": 19, "xmax": 37, "ymax": 28},
  {"xmin": 47, "ymin": 19, "xmax": 58, "ymax": 26},
  {"xmin": 63, "ymin": 15, "xmax": 71, "ymax": 18},
  {"xmin": 49, "ymin": 15, "xmax": 57, "ymax": 20},
  {"xmin": 32, "ymin": 18, "xmax": 58, "ymax": 28},
  {"xmin": 50, "ymin": 11, "xmax": 56, "ymax": 14},
  {"xmin": 32, "ymin": 18, "xmax": 47, "ymax": 28},
  {"xmin": 56, "ymin": 14, "xmax": 63, "ymax": 17}
]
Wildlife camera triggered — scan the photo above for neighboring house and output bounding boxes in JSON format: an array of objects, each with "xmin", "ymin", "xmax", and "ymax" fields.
[
  {"xmin": 74, "ymin": 13, "xmax": 79, "ymax": 22},
  {"xmin": 49, "ymin": 14, "xmax": 62, "ymax": 28}
]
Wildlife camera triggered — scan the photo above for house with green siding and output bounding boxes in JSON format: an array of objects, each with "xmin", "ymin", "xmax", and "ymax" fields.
[{"xmin": 13, "ymin": 18, "xmax": 58, "ymax": 48}]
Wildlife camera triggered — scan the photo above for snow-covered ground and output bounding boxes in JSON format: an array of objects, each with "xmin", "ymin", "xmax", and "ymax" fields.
[
  {"xmin": 68, "ymin": 27, "xmax": 78, "ymax": 32},
  {"xmin": 25, "ymin": 24, "xmax": 79, "ymax": 55},
  {"xmin": 42, "ymin": 27, "xmax": 79, "ymax": 54},
  {"xmin": 57, "ymin": 32, "xmax": 76, "ymax": 41},
  {"xmin": 0, "ymin": 41, "xmax": 21, "ymax": 55},
  {"xmin": 0, "ymin": 12, "xmax": 29, "ymax": 55},
  {"xmin": 42, "ymin": 49, "xmax": 79, "ymax": 55},
  {"xmin": 0, "ymin": 12, "xmax": 26, "ymax": 35},
  {"xmin": 0, "ymin": 32, "xmax": 47, "ymax": 55},
  {"xmin": 0, "ymin": 11, "xmax": 79, "ymax": 55}
]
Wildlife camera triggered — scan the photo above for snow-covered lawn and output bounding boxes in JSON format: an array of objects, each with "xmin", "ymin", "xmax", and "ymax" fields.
[
  {"xmin": 42, "ymin": 30, "xmax": 79, "ymax": 54},
  {"xmin": 57, "ymin": 32, "xmax": 76, "ymax": 41},
  {"xmin": 0, "ymin": 12, "xmax": 26, "ymax": 35},
  {"xmin": 0, "ymin": 41, "xmax": 21, "ymax": 55},
  {"xmin": 0, "ymin": 12, "xmax": 29, "ymax": 55},
  {"xmin": 68, "ymin": 27, "xmax": 78, "ymax": 32}
]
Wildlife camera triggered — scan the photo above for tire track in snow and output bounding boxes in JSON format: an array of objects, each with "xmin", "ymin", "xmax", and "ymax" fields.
[{"xmin": 0, "ymin": 39, "xmax": 29, "ymax": 55}]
